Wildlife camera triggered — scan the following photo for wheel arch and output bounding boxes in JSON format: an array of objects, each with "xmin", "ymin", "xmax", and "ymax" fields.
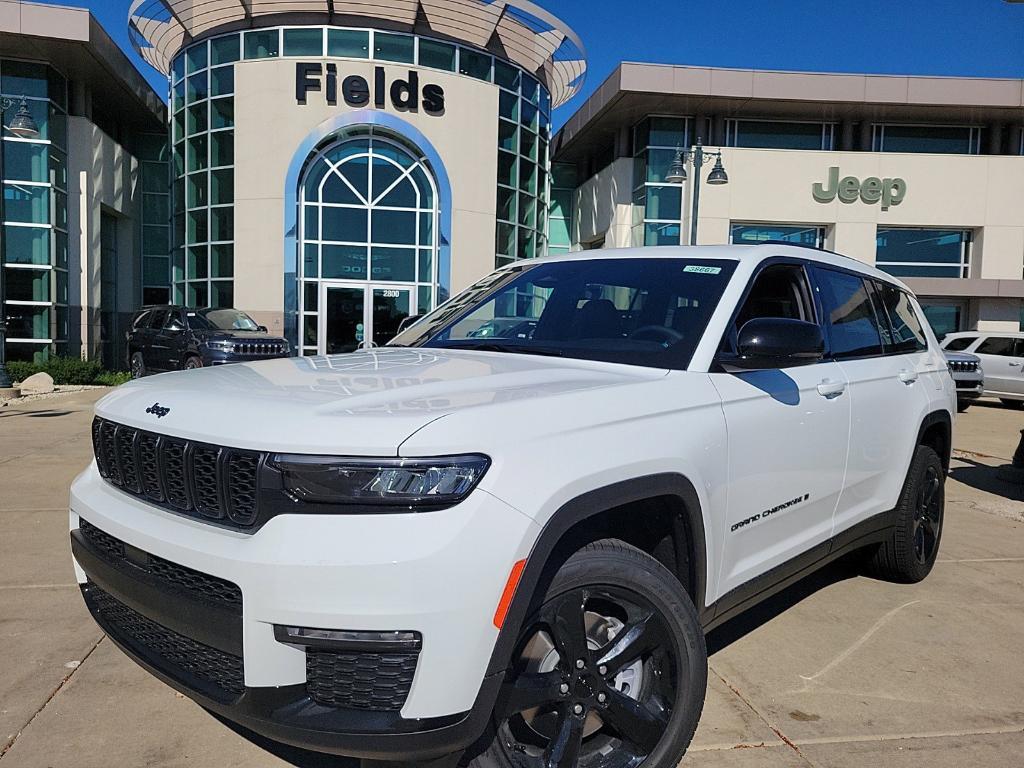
[
  {"xmin": 917, "ymin": 409, "xmax": 953, "ymax": 472},
  {"xmin": 484, "ymin": 473, "xmax": 708, "ymax": 678}
]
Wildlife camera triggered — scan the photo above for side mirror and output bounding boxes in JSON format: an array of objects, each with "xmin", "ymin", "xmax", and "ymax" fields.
[
  {"xmin": 723, "ymin": 318, "xmax": 824, "ymax": 371},
  {"xmin": 397, "ymin": 314, "xmax": 424, "ymax": 333},
  {"xmin": 257, "ymin": 325, "xmax": 268, "ymax": 333}
]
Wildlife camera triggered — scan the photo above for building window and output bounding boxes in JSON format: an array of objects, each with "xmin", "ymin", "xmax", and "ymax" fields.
[
  {"xmin": 138, "ymin": 133, "xmax": 170, "ymax": 306},
  {"xmin": 730, "ymin": 223, "xmax": 825, "ymax": 247},
  {"xmin": 918, "ymin": 300, "xmax": 967, "ymax": 340},
  {"xmin": 1, "ymin": 59, "xmax": 67, "ymax": 364},
  {"xmin": 631, "ymin": 117, "xmax": 690, "ymax": 247},
  {"xmin": 298, "ymin": 129, "xmax": 439, "ymax": 356},
  {"xmin": 547, "ymin": 163, "xmax": 575, "ymax": 256},
  {"xmin": 725, "ymin": 120, "xmax": 835, "ymax": 151},
  {"xmin": 872, "ymin": 125, "xmax": 981, "ymax": 154},
  {"xmin": 875, "ymin": 228, "xmax": 972, "ymax": 278}
]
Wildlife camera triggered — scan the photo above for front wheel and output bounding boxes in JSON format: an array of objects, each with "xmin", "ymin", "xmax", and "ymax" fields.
[
  {"xmin": 183, "ymin": 355, "xmax": 203, "ymax": 370},
  {"xmin": 129, "ymin": 352, "xmax": 146, "ymax": 379},
  {"xmin": 469, "ymin": 540, "xmax": 707, "ymax": 768}
]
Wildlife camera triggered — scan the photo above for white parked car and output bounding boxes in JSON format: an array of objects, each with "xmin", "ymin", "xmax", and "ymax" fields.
[
  {"xmin": 70, "ymin": 244, "xmax": 955, "ymax": 768},
  {"xmin": 941, "ymin": 331, "xmax": 1024, "ymax": 408}
]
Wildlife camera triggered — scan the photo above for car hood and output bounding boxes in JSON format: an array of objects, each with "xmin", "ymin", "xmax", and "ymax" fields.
[{"xmin": 95, "ymin": 348, "xmax": 665, "ymax": 455}]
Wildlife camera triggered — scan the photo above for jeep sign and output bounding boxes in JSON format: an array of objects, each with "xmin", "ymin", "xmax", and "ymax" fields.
[{"xmin": 812, "ymin": 167, "xmax": 906, "ymax": 210}]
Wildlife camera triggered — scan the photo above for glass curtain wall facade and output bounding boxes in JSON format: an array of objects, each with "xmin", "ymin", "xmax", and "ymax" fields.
[
  {"xmin": 137, "ymin": 134, "xmax": 170, "ymax": 305},
  {"xmin": 170, "ymin": 34, "xmax": 237, "ymax": 309},
  {"xmin": 631, "ymin": 117, "xmax": 691, "ymax": 247},
  {"xmin": 875, "ymin": 228, "xmax": 973, "ymax": 278},
  {"xmin": 547, "ymin": 163, "xmax": 575, "ymax": 256},
  {"xmin": 1, "ymin": 59, "xmax": 68, "ymax": 363}
]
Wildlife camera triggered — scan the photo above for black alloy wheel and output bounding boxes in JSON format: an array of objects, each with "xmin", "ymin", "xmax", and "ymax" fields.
[
  {"xmin": 912, "ymin": 465, "xmax": 942, "ymax": 566},
  {"xmin": 473, "ymin": 541, "xmax": 706, "ymax": 768},
  {"xmin": 184, "ymin": 356, "xmax": 203, "ymax": 370}
]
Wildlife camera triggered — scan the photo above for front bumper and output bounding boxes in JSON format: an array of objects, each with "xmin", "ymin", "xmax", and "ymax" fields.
[
  {"xmin": 952, "ymin": 374, "xmax": 984, "ymax": 399},
  {"xmin": 70, "ymin": 465, "xmax": 537, "ymax": 759}
]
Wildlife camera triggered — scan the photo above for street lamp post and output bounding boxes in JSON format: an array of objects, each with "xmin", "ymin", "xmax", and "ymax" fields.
[
  {"xmin": 0, "ymin": 97, "xmax": 41, "ymax": 391},
  {"xmin": 665, "ymin": 137, "xmax": 729, "ymax": 245}
]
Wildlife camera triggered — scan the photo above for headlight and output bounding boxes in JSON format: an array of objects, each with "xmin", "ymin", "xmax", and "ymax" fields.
[
  {"xmin": 206, "ymin": 340, "xmax": 235, "ymax": 351},
  {"xmin": 268, "ymin": 454, "xmax": 490, "ymax": 509}
]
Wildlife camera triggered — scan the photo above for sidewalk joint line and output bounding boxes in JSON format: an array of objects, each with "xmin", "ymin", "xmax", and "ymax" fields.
[{"xmin": 0, "ymin": 636, "xmax": 104, "ymax": 760}]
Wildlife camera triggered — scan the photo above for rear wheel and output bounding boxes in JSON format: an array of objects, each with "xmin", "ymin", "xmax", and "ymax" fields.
[
  {"xmin": 867, "ymin": 445, "xmax": 944, "ymax": 583},
  {"xmin": 469, "ymin": 540, "xmax": 707, "ymax": 768},
  {"xmin": 129, "ymin": 352, "xmax": 146, "ymax": 379}
]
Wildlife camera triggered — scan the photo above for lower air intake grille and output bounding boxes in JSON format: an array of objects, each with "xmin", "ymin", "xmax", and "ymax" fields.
[
  {"xmin": 306, "ymin": 648, "xmax": 419, "ymax": 711},
  {"xmin": 88, "ymin": 584, "xmax": 244, "ymax": 700}
]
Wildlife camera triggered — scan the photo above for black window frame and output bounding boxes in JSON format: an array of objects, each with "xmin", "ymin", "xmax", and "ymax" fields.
[
  {"xmin": 714, "ymin": 257, "xmax": 822, "ymax": 366},
  {"xmin": 808, "ymin": 264, "xmax": 886, "ymax": 361}
]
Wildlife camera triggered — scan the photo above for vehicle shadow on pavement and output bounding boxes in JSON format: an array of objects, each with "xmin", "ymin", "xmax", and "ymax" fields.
[
  {"xmin": 207, "ymin": 710, "xmax": 362, "ymax": 767},
  {"xmin": 706, "ymin": 558, "xmax": 861, "ymax": 656},
  {"xmin": 949, "ymin": 458, "xmax": 1024, "ymax": 502}
]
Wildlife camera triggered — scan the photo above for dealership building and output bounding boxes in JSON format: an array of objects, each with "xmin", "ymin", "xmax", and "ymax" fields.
[
  {"xmin": 2, "ymin": 1, "xmax": 1023, "ymax": 368},
  {"xmin": 555, "ymin": 63, "xmax": 1024, "ymax": 336}
]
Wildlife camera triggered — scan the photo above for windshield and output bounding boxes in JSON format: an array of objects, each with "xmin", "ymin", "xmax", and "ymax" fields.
[
  {"xmin": 187, "ymin": 309, "xmax": 260, "ymax": 332},
  {"xmin": 389, "ymin": 257, "xmax": 738, "ymax": 369}
]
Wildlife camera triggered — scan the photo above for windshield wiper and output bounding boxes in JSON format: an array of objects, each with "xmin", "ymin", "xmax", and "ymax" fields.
[{"xmin": 433, "ymin": 341, "xmax": 564, "ymax": 357}]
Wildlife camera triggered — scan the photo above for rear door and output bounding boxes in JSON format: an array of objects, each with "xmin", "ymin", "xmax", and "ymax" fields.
[
  {"xmin": 811, "ymin": 268, "xmax": 928, "ymax": 535},
  {"xmin": 974, "ymin": 336, "xmax": 1024, "ymax": 396},
  {"xmin": 711, "ymin": 261, "xmax": 851, "ymax": 597},
  {"xmin": 142, "ymin": 309, "xmax": 168, "ymax": 371}
]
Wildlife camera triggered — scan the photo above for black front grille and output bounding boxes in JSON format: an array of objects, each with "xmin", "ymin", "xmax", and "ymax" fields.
[
  {"xmin": 92, "ymin": 417, "xmax": 265, "ymax": 530},
  {"xmin": 79, "ymin": 519, "xmax": 242, "ymax": 611},
  {"xmin": 306, "ymin": 649, "xmax": 419, "ymax": 711},
  {"xmin": 949, "ymin": 360, "xmax": 978, "ymax": 373},
  {"xmin": 234, "ymin": 342, "xmax": 287, "ymax": 356},
  {"xmin": 88, "ymin": 583, "xmax": 244, "ymax": 701}
]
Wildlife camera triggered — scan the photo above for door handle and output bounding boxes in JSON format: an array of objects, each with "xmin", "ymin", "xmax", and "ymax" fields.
[
  {"xmin": 1010, "ymin": 362, "xmax": 1021, "ymax": 367},
  {"xmin": 898, "ymin": 369, "xmax": 919, "ymax": 384},
  {"xmin": 817, "ymin": 379, "xmax": 846, "ymax": 398}
]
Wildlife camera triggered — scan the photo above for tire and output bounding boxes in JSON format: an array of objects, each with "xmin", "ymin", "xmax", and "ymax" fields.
[
  {"xmin": 130, "ymin": 352, "xmax": 146, "ymax": 379},
  {"xmin": 866, "ymin": 445, "xmax": 944, "ymax": 584},
  {"xmin": 467, "ymin": 540, "xmax": 707, "ymax": 768},
  {"xmin": 183, "ymin": 356, "xmax": 203, "ymax": 370},
  {"xmin": 1000, "ymin": 398, "xmax": 1024, "ymax": 410},
  {"xmin": 956, "ymin": 400, "xmax": 970, "ymax": 413}
]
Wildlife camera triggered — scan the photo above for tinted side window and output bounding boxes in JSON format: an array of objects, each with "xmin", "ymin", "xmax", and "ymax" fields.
[
  {"xmin": 943, "ymin": 337, "xmax": 975, "ymax": 352},
  {"xmin": 148, "ymin": 309, "xmax": 169, "ymax": 329},
  {"xmin": 131, "ymin": 311, "xmax": 151, "ymax": 330},
  {"xmin": 976, "ymin": 337, "xmax": 1016, "ymax": 356},
  {"xmin": 815, "ymin": 268, "xmax": 884, "ymax": 359},
  {"xmin": 872, "ymin": 281, "xmax": 927, "ymax": 353}
]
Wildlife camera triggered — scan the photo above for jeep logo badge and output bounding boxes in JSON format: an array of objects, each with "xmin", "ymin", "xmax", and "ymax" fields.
[{"xmin": 145, "ymin": 403, "xmax": 170, "ymax": 419}]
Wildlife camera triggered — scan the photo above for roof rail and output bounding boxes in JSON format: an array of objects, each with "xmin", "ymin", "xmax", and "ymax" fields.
[{"xmin": 757, "ymin": 240, "xmax": 862, "ymax": 264}]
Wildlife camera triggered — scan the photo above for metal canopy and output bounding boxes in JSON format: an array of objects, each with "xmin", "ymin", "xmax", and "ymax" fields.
[{"xmin": 127, "ymin": 0, "xmax": 586, "ymax": 106}]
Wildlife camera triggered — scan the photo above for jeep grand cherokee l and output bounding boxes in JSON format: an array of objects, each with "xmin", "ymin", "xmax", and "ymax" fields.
[{"xmin": 70, "ymin": 244, "xmax": 954, "ymax": 768}]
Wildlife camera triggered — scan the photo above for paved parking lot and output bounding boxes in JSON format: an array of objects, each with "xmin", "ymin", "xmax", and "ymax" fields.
[{"xmin": 1, "ymin": 389, "xmax": 1022, "ymax": 767}]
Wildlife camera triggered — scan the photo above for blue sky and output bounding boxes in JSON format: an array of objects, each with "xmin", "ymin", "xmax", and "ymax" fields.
[{"xmin": 51, "ymin": 0, "xmax": 1024, "ymax": 126}]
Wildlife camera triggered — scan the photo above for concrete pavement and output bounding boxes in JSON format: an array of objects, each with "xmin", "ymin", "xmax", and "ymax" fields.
[{"xmin": 0, "ymin": 389, "xmax": 1022, "ymax": 767}]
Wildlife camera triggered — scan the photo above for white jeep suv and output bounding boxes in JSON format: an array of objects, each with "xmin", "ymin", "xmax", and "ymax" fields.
[{"xmin": 70, "ymin": 244, "xmax": 955, "ymax": 768}]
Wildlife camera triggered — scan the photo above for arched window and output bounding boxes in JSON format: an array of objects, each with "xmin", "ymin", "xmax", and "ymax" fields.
[{"xmin": 298, "ymin": 128, "xmax": 439, "ymax": 354}]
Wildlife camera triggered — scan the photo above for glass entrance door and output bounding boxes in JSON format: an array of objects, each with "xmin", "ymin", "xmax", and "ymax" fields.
[{"xmin": 320, "ymin": 282, "xmax": 415, "ymax": 354}]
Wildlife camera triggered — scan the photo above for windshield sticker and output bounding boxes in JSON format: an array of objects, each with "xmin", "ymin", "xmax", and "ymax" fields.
[{"xmin": 684, "ymin": 265, "xmax": 722, "ymax": 275}]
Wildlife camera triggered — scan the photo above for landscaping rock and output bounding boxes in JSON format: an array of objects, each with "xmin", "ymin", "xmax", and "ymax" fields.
[{"xmin": 19, "ymin": 371, "xmax": 54, "ymax": 395}]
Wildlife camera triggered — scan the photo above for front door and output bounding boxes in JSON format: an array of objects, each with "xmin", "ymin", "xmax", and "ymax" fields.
[
  {"xmin": 320, "ymin": 282, "xmax": 415, "ymax": 355},
  {"xmin": 974, "ymin": 336, "xmax": 1024, "ymax": 396}
]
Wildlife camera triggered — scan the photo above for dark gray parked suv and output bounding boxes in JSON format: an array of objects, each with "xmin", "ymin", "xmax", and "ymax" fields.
[{"xmin": 126, "ymin": 306, "xmax": 290, "ymax": 378}]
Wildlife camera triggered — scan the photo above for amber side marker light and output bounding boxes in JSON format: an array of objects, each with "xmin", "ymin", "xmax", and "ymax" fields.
[{"xmin": 493, "ymin": 559, "xmax": 527, "ymax": 629}]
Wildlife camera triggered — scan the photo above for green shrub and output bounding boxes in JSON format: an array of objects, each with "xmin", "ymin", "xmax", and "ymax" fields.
[
  {"xmin": 95, "ymin": 371, "xmax": 131, "ymax": 387},
  {"xmin": 6, "ymin": 355, "xmax": 127, "ymax": 387}
]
